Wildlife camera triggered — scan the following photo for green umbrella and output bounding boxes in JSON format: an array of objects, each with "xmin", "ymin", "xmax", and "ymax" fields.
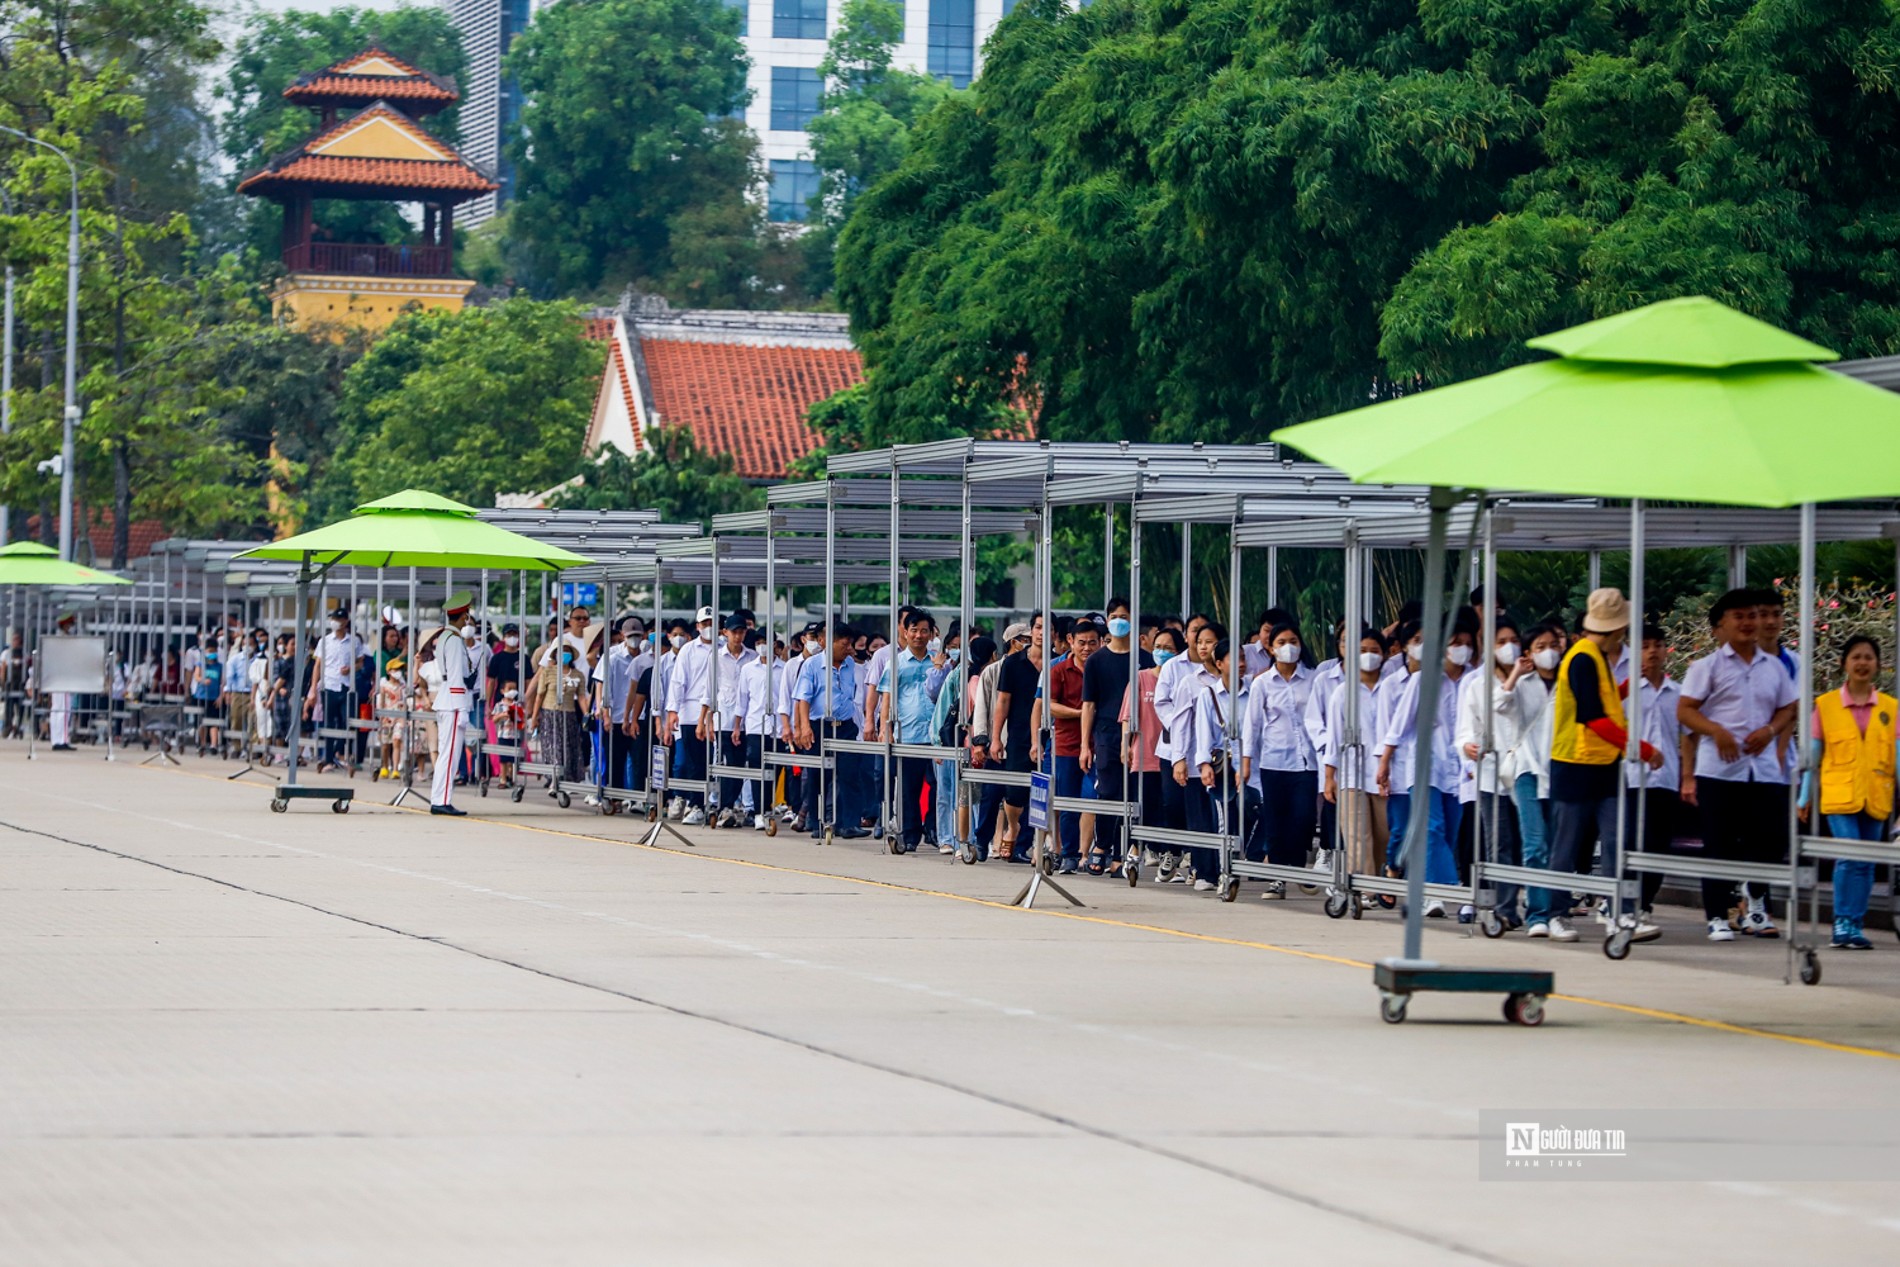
[
  {"xmin": 1271, "ymin": 295, "xmax": 1900, "ymax": 971},
  {"xmin": 234, "ymin": 490, "xmax": 593, "ymax": 800},
  {"xmin": 0, "ymin": 541, "xmax": 131, "ymax": 587},
  {"xmin": 239, "ymin": 489, "xmax": 594, "ymax": 571},
  {"xmin": 1275, "ymin": 297, "xmax": 1900, "ymax": 508}
]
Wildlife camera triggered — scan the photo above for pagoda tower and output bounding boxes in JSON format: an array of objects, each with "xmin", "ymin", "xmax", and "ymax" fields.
[{"xmin": 238, "ymin": 48, "xmax": 499, "ymax": 332}]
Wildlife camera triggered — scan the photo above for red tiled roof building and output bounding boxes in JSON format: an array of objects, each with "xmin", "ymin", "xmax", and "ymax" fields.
[{"xmin": 582, "ymin": 297, "xmax": 862, "ymax": 481}]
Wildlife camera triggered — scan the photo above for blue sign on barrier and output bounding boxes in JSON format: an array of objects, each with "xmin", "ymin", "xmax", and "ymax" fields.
[
  {"xmin": 1026, "ymin": 770, "xmax": 1051, "ymax": 832},
  {"xmin": 650, "ymin": 743, "xmax": 669, "ymax": 791},
  {"xmin": 562, "ymin": 582, "xmax": 599, "ymax": 610}
]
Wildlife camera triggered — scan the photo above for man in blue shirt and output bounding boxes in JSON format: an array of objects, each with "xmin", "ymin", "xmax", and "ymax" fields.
[
  {"xmin": 794, "ymin": 621, "xmax": 863, "ymax": 839},
  {"xmin": 880, "ymin": 610, "xmax": 949, "ymax": 852}
]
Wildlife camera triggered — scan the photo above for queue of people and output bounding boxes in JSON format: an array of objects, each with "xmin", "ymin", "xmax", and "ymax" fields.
[{"xmin": 16, "ymin": 582, "xmax": 1891, "ymax": 951}]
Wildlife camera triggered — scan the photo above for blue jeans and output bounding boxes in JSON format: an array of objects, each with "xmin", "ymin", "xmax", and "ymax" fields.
[
  {"xmin": 1054, "ymin": 754, "xmax": 1084, "ymax": 859},
  {"xmin": 1515, "ymin": 773, "xmax": 1563, "ymax": 924},
  {"xmin": 1826, "ymin": 813, "xmax": 1881, "ymax": 923},
  {"xmin": 935, "ymin": 758, "xmax": 959, "ymax": 847},
  {"xmin": 672, "ymin": 729, "xmax": 706, "ymax": 807},
  {"xmin": 1386, "ymin": 787, "xmax": 1460, "ymax": 885}
]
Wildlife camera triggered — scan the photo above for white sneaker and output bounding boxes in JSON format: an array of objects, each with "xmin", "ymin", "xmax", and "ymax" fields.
[
  {"xmin": 1526, "ymin": 921, "xmax": 1551, "ymax": 939},
  {"xmin": 938, "ymin": 843, "xmax": 955, "ymax": 854},
  {"xmin": 1742, "ymin": 897, "xmax": 1779, "ymax": 939},
  {"xmin": 1547, "ymin": 917, "xmax": 1579, "ymax": 942},
  {"xmin": 683, "ymin": 806, "xmax": 707, "ymax": 826},
  {"xmin": 1155, "ymin": 852, "xmax": 1178, "ymax": 883},
  {"xmin": 1424, "ymin": 899, "xmax": 1446, "ymax": 918},
  {"xmin": 1260, "ymin": 881, "xmax": 1285, "ymax": 900},
  {"xmin": 1193, "ymin": 877, "xmax": 1216, "ymax": 892},
  {"xmin": 1169, "ymin": 867, "xmax": 1190, "ymax": 884},
  {"xmin": 1311, "ymin": 849, "xmax": 1333, "ymax": 877},
  {"xmin": 667, "ymin": 797, "xmax": 685, "ymax": 821},
  {"xmin": 1142, "ymin": 849, "xmax": 1160, "ymax": 868},
  {"xmin": 1708, "ymin": 917, "xmax": 1736, "ymax": 942},
  {"xmin": 583, "ymin": 794, "xmax": 601, "ymax": 807},
  {"xmin": 1631, "ymin": 911, "xmax": 1662, "ymax": 942},
  {"xmin": 753, "ymin": 813, "xmax": 769, "ymax": 831}
]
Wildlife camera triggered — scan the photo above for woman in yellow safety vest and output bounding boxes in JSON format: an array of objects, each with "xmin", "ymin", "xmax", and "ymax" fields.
[{"xmin": 1798, "ymin": 634, "xmax": 1896, "ymax": 950}]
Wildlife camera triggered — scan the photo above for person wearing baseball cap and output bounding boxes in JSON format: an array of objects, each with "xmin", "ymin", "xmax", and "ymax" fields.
[
  {"xmin": 664, "ymin": 606, "xmax": 719, "ymax": 824},
  {"xmin": 1535, "ymin": 587, "xmax": 1659, "ymax": 940},
  {"xmin": 427, "ymin": 592, "xmax": 476, "ymax": 815}
]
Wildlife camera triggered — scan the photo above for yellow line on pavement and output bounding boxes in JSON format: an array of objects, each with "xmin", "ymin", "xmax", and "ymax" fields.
[{"xmin": 151, "ymin": 763, "xmax": 1900, "ymax": 1062}]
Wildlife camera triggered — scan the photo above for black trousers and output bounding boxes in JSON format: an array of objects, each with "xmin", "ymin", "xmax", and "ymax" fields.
[
  {"xmin": 894, "ymin": 754, "xmax": 932, "ymax": 846},
  {"xmin": 1258, "ymin": 768, "xmax": 1319, "ymax": 868},
  {"xmin": 800, "ymin": 720, "xmax": 857, "ymax": 827},
  {"xmin": 717, "ymin": 730, "xmax": 749, "ymax": 809},
  {"xmin": 1695, "ymin": 777, "xmax": 1790, "ymax": 919},
  {"xmin": 603, "ymin": 724, "xmax": 637, "ymax": 791},
  {"xmin": 1087, "ymin": 722, "xmax": 1128, "ymax": 852}
]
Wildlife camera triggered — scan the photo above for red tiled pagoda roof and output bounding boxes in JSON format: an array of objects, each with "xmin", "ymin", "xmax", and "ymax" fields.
[
  {"xmin": 283, "ymin": 48, "xmax": 459, "ymax": 113},
  {"xmin": 236, "ymin": 103, "xmax": 497, "ymax": 201}
]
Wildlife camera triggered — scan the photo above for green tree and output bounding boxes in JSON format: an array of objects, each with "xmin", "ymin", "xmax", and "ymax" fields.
[
  {"xmin": 803, "ymin": 0, "xmax": 951, "ymax": 287},
  {"xmin": 554, "ymin": 425, "xmax": 763, "ymax": 527},
  {"xmin": 504, "ymin": 0, "xmax": 755, "ymax": 298},
  {"xmin": 218, "ymin": 5, "xmax": 466, "ymax": 264},
  {"xmin": 834, "ymin": 0, "xmax": 1900, "ymax": 447},
  {"xmin": 313, "ymin": 298, "xmax": 604, "ymax": 519}
]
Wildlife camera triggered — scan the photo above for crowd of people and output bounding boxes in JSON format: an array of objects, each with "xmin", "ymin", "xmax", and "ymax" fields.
[{"xmin": 5, "ymin": 579, "xmax": 1891, "ymax": 951}]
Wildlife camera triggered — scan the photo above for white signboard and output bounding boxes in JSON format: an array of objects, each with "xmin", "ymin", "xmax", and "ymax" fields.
[{"xmin": 38, "ymin": 635, "xmax": 108, "ymax": 694}]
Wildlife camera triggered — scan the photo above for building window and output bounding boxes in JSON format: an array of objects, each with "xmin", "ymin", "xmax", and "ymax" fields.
[
  {"xmin": 769, "ymin": 159, "xmax": 820, "ymax": 222},
  {"xmin": 772, "ymin": 0, "xmax": 825, "ymax": 39},
  {"xmin": 769, "ymin": 66, "xmax": 823, "ymax": 132},
  {"xmin": 726, "ymin": 0, "xmax": 747, "ymax": 36},
  {"xmin": 928, "ymin": 0, "xmax": 975, "ymax": 87}
]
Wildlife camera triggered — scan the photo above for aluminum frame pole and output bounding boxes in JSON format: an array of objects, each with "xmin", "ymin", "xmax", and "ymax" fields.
[{"xmin": 1791, "ymin": 502, "xmax": 1817, "ymax": 984}]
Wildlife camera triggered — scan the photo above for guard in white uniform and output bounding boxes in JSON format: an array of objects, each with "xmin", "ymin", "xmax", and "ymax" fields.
[
  {"xmin": 49, "ymin": 611, "xmax": 77, "ymax": 749},
  {"xmin": 430, "ymin": 592, "xmax": 474, "ymax": 815}
]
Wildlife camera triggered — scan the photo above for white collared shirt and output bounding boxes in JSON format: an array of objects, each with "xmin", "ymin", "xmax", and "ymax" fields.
[
  {"xmin": 668, "ymin": 636, "xmax": 715, "ymax": 723},
  {"xmin": 1324, "ymin": 677, "xmax": 1381, "ymax": 793},
  {"xmin": 1240, "ymin": 662, "xmax": 1316, "ymax": 778},
  {"xmin": 735, "ymin": 654, "xmax": 773, "ymax": 735},
  {"xmin": 1152, "ymin": 653, "xmax": 1201, "ymax": 762},
  {"xmin": 1680, "ymin": 642, "xmax": 1798, "ymax": 783},
  {"xmin": 712, "ymin": 642, "xmax": 748, "ymax": 726},
  {"xmin": 1379, "ymin": 666, "xmax": 1462, "ymax": 795},
  {"xmin": 1625, "ymin": 674, "xmax": 1683, "ymax": 790}
]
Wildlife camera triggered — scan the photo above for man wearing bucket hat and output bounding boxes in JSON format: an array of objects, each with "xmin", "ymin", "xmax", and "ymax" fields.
[
  {"xmin": 428, "ymin": 591, "xmax": 476, "ymax": 816},
  {"xmin": 1533, "ymin": 587, "xmax": 1662, "ymax": 942}
]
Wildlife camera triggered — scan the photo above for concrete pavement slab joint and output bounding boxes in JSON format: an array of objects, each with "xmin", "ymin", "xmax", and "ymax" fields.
[{"xmin": 0, "ymin": 811, "xmax": 1521, "ymax": 1267}]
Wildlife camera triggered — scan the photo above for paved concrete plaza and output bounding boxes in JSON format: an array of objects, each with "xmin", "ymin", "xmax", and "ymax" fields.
[{"xmin": 3, "ymin": 747, "xmax": 1898, "ymax": 1264}]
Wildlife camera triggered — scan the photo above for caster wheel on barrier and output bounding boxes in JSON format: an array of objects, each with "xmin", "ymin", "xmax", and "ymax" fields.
[
  {"xmin": 555, "ymin": 790, "xmax": 571, "ymax": 810},
  {"xmin": 511, "ymin": 785, "xmax": 525, "ymax": 803},
  {"xmin": 1039, "ymin": 853, "xmax": 1054, "ymax": 876},
  {"xmin": 1324, "ymin": 891, "xmax": 1350, "ymax": 919},
  {"xmin": 332, "ymin": 799, "xmax": 350, "ymax": 814},
  {"xmin": 1126, "ymin": 860, "xmax": 1139, "ymax": 887},
  {"xmin": 766, "ymin": 817, "xmax": 778, "ymax": 837},
  {"xmin": 1220, "ymin": 876, "xmax": 1241, "ymax": 903},
  {"xmin": 1481, "ymin": 911, "xmax": 1506, "ymax": 939},
  {"xmin": 1351, "ymin": 893, "xmax": 1365, "ymax": 920},
  {"xmin": 1603, "ymin": 928, "xmax": 1632, "ymax": 960},
  {"xmin": 270, "ymin": 799, "xmax": 288, "ymax": 814},
  {"xmin": 479, "ymin": 781, "xmax": 488, "ymax": 797},
  {"xmin": 1504, "ymin": 993, "xmax": 1546, "ymax": 1026},
  {"xmin": 1799, "ymin": 949, "xmax": 1822, "ymax": 986},
  {"xmin": 888, "ymin": 835, "xmax": 904, "ymax": 856},
  {"xmin": 1379, "ymin": 993, "xmax": 1408, "ymax": 1025}
]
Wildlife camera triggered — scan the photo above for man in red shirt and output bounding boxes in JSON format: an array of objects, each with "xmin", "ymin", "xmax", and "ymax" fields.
[{"xmin": 1042, "ymin": 618, "xmax": 1099, "ymax": 873}]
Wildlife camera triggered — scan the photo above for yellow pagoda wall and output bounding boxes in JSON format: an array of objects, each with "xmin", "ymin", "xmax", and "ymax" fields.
[{"xmin": 273, "ymin": 273, "xmax": 476, "ymax": 335}]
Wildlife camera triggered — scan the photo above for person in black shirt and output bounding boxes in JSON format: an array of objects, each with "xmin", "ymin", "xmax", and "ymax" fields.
[
  {"xmin": 989, "ymin": 614, "xmax": 1045, "ymax": 861},
  {"xmin": 1080, "ymin": 596, "xmax": 1152, "ymax": 868}
]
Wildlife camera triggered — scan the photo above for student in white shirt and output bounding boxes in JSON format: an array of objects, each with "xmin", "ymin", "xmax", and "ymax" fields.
[
  {"xmin": 1678, "ymin": 589, "xmax": 1798, "ymax": 940},
  {"xmin": 1455, "ymin": 618, "xmax": 1524, "ymax": 926},
  {"xmin": 1324, "ymin": 628, "xmax": 1390, "ymax": 882},
  {"xmin": 1602, "ymin": 623, "xmax": 1681, "ymax": 942},
  {"xmin": 1303, "ymin": 623, "xmax": 1347, "ymax": 866},
  {"xmin": 1239, "ymin": 621, "xmax": 1317, "ymax": 891},
  {"xmin": 1148, "ymin": 614, "xmax": 1207, "ymax": 881},
  {"xmin": 732, "ymin": 631, "xmax": 774, "ymax": 828},
  {"xmin": 665, "ymin": 606, "xmax": 716, "ymax": 822},
  {"xmin": 1375, "ymin": 614, "xmax": 1474, "ymax": 916},
  {"xmin": 1187, "ymin": 630, "xmax": 1237, "ymax": 892},
  {"xmin": 1497, "ymin": 621, "xmax": 1564, "ymax": 931}
]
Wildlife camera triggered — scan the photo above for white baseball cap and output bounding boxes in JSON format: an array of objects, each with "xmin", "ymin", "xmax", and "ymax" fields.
[{"xmin": 695, "ymin": 605, "xmax": 714, "ymax": 623}]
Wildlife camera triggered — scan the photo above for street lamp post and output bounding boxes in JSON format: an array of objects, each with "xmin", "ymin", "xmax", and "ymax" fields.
[
  {"xmin": 0, "ymin": 127, "xmax": 79, "ymax": 561},
  {"xmin": 0, "ymin": 186, "xmax": 14, "ymax": 548}
]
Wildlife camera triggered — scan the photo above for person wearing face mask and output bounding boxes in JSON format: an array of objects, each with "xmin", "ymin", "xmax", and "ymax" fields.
[
  {"xmin": 664, "ymin": 606, "xmax": 717, "ymax": 825},
  {"xmin": 526, "ymin": 627, "xmax": 590, "ymax": 790},
  {"xmin": 1080, "ymin": 598, "xmax": 1149, "ymax": 872},
  {"xmin": 1188, "ymin": 633, "xmax": 1241, "ymax": 892},
  {"xmin": 879, "ymin": 610, "xmax": 948, "ymax": 854},
  {"xmin": 1323, "ymin": 628, "xmax": 1391, "ymax": 887},
  {"xmin": 1374, "ymin": 613, "xmax": 1476, "ymax": 916},
  {"xmin": 375, "ymin": 656, "xmax": 409, "ymax": 780},
  {"xmin": 423, "ymin": 594, "xmax": 476, "ymax": 815},
  {"xmin": 793, "ymin": 621, "xmax": 865, "ymax": 839},
  {"xmin": 591, "ymin": 617, "xmax": 643, "ymax": 801},
  {"xmin": 222, "ymin": 628, "xmax": 252, "ymax": 756},
  {"xmin": 732, "ymin": 630, "xmax": 774, "ymax": 829},
  {"xmin": 305, "ymin": 608, "xmax": 361, "ymax": 775},
  {"xmin": 191, "ymin": 632, "xmax": 225, "ymax": 754},
  {"xmin": 1301, "ymin": 624, "xmax": 1349, "ymax": 874},
  {"xmin": 927, "ymin": 623, "xmax": 968, "ymax": 856},
  {"xmin": 709, "ymin": 613, "xmax": 752, "ymax": 827},
  {"xmin": 1499, "ymin": 621, "xmax": 1565, "ymax": 933},
  {"xmin": 1240, "ymin": 622, "xmax": 1317, "ymax": 895},
  {"xmin": 1455, "ymin": 619, "xmax": 1525, "ymax": 926},
  {"xmin": 1149, "ymin": 614, "xmax": 1209, "ymax": 881},
  {"xmin": 1120, "ymin": 625, "xmax": 1179, "ymax": 874}
]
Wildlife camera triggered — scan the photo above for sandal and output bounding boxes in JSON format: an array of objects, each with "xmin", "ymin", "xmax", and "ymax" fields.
[{"xmin": 1086, "ymin": 848, "xmax": 1107, "ymax": 876}]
